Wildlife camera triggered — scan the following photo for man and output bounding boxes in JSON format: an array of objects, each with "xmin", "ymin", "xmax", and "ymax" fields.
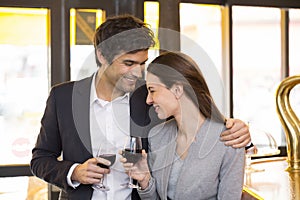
[{"xmin": 30, "ymin": 14, "xmax": 250, "ymax": 200}]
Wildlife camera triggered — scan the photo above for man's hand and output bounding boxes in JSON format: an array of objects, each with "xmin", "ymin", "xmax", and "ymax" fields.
[
  {"xmin": 71, "ymin": 157, "xmax": 110, "ymax": 185},
  {"xmin": 220, "ymin": 118, "xmax": 251, "ymax": 148}
]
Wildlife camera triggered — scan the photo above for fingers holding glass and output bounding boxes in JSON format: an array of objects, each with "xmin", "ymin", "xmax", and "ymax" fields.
[
  {"xmin": 92, "ymin": 146, "xmax": 116, "ymax": 191},
  {"xmin": 120, "ymin": 148, "xmax": 151, "ymax": 190},
  {"xmin": 120, "ymin": 136, "xmax": 143, "ymax": 189}
]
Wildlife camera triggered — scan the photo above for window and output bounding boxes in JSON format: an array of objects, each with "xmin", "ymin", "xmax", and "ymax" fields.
[
  {"xmin": 232, "ymin": 6, "xmax": 283, "ymax": 146},
  {"xmin": 289, "ymin": 9, "xmax": 300, "ymax": 122},
  {"xmin": 70, "ymin": 9, "xmax": 104, "ymax": 81},
  {"xmin": 180, "ymin": 4, "xmax": 222, "ymax": 74},
  {"xmin": 289, "ymin": 9, "xmax": 300, "ymax": 76},
  {"xmin": 145, "ymin": 1, "xmax": 160, "ymax": 63},
  {"xmin": 180, "ymin": 3, "xmax": 226, "ymax": 115},
  {"xmin": 0, "ymin": 7, "xmax": 49, "ymax": 199},
  {"xmin": 0, "ymin": 7, "xmax": 49, "ymax": 165}
]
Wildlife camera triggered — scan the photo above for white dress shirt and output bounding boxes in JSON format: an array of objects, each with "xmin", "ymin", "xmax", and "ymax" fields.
[{"xmin": 68, "ymin": 74, "xmax": 132, "ymax": 200}]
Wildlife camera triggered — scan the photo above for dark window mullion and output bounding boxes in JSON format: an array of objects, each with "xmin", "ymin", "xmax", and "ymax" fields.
[
  {"xmin": 0, "ymin": 165, "xmax": 32, "ymax": 177},
  {"xmin": 0, "ymin": 0, "xmax": 52, "ymax": 8},
  {"xmin": 281, "ymin": 9, "xmax": 289, "ymax": 79},
  {"xmin": 280, "ymin": 9, "xmax": 289, "ymax": 147},
  {"xmin": 221, "ymin": 5, "xmax": 234, "ymax": 118}
]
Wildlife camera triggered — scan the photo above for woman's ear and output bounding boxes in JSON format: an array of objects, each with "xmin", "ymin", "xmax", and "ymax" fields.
[{"xmin": 170, "ymin": 83, "xmax": 184, "ymax": 99}]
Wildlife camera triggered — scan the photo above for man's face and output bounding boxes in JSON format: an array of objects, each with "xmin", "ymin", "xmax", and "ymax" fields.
[{"xmin": 102, "ymin": 50, "xmax": 148, "ymax": 94}]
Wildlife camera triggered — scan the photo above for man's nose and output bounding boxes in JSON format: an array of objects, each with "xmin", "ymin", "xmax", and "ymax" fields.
[{"xmin": 131, "ymin": 64, "xmax": 143, "ymax": 78}]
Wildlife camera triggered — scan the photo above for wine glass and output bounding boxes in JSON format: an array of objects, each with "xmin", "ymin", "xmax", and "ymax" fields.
[
  {"xmin": 120, "ymin": 136, "xmax": 143, "ymax": 189},
  {"xmin": 92, "ymin": 145, "xmax": 116, "ymax": 191},
  {"xmin": 245, "ymin": 125, "xmax": 280, "ymax": 174}
]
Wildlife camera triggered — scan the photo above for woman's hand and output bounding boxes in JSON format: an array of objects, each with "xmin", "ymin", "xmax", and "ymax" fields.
[{"xmin": 119, "ymin": 149, "xmax": 151, "ymax": 189}]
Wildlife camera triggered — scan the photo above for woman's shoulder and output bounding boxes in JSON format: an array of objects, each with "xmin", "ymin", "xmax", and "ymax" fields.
[
  {"xmin": 149, "ymin": 118, "xmax": 176, "ymax": 135},
  {"xmin": 200, "ymin": 119, "xmax": 226, "ymax": 138},
  {"xmin": 148, "ymin": 119, "xmax": 177, "ymax": 145}
]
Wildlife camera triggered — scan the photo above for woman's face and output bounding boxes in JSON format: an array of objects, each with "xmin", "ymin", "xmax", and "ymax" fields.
[{"xmin": 146, "ymin": 72, "xmax": 179, "ymax": 119}]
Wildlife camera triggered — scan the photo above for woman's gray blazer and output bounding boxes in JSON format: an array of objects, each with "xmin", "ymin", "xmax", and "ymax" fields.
[{"xmin": 138, "ymin": 119, "xmax": 245, "ymax": 200}]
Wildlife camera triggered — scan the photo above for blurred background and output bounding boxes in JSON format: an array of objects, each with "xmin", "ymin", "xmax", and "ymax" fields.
[{"xmin": 0, "ymin": 0, "xmax": 299, "ymax": 199}]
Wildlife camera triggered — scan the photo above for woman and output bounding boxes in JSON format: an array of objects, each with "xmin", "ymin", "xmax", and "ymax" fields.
[{"xmin": 121, "ymin": 51, "xmax": 245, "ymax": 200}]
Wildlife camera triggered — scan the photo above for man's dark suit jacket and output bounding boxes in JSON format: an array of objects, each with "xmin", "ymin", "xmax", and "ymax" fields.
[{"xmin": 30, "ymin": 75, "xmax": 161, "ymax": 200}]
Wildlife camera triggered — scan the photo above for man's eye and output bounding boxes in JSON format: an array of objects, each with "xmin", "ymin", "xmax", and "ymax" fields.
[{"xmin": 124, "ymin": 61, "xmax": 134, "ymax": 66}]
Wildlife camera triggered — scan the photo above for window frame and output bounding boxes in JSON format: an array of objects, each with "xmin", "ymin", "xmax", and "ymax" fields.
[{"xmin": 0, "ymin": 0, "xmax": 299, "ymax": 198}]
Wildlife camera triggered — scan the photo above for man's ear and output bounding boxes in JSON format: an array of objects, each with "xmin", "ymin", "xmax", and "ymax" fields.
[
  {"xmin": 170, "ymin": 83, "xmax": 184, "ymax": 99},
  {"xmin": 96, "ymin": 49, "xmax": 107, "ymax": 66}
]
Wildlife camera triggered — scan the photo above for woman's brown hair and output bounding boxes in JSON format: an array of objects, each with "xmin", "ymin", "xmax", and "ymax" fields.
[{"xmin": 147, "ymin": 51, "xmax": 225, "ymax": 123}]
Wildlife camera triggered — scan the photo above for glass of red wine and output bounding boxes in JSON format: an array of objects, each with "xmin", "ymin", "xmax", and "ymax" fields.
[
  {"xmin": 121, "ymin": 136, "xmax": 143, "ymax": 189},
  {"xmin": 92, "ymin": 146, "xmax": 116, "ymax": 191}
]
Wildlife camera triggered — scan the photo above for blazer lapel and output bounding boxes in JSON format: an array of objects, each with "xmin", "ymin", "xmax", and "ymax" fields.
[
  {"xmin": 151, "ymin": 136, "xmax": 176, "ymax": 198},
  {"xmin": 162, "ymin": 140, "xmax": 176, "ymax": 198},
  {"xmin": 72, "ymin": 75, "xmax": 93, "ymax": 155}
]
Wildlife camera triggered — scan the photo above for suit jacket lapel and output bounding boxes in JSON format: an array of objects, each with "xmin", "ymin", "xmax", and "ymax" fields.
[
  {"xmin": 71, "ymin": 76, "xmax": 152, "ymax": 155},
  {"xmin": 72, "ymin": 75, "xmax": 93, "ymax": 155},
  {"xmin": 129, "ymin": 79, "xmax": 149, "ymax": 139},
  {"xmin": 129, "ymin": 79, "xmax": 163, "ymax": 141}
]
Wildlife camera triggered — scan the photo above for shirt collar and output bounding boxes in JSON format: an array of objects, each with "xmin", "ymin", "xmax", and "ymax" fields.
[{"xmin": 90, "ymin": 73, "xmax": 129, "ymax": 106}]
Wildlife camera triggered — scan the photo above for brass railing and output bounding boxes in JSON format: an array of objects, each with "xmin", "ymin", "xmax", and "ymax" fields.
[{"xmin": 276, "ymin": 75, "xmax": 300, "ymax": 172}]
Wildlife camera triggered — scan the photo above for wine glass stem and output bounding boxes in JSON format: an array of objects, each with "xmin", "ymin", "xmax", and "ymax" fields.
[
  {"xmin": 100, "ymin": 175, "xmax": 105, "ymax": 186},
  {"xmin": 245, "ymin": 154, "xmax": 252, "ymax": 169}
]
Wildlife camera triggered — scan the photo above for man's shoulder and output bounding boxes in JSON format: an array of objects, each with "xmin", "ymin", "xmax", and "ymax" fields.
[
  {"xmin": 51, "ymin": 76, "xmax": 93, "ymax": 92},
  {"xmin": 52, "ymin": 81, "xmax": 74, "ymax": 90}
]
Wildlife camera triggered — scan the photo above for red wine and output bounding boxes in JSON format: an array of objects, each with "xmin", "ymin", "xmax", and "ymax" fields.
[
  {"xmin": 97, "ymin": 154, "xmax": 116, "ymax": 169},
  {"xmin": 122, "ymin": 149, "xmax": 142, "ymax": 164}
]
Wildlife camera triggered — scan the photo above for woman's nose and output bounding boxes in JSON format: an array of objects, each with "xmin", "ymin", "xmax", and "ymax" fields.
[{"xmin": 146, "ymin": 93, "xmax": 153, "ymax": 105}]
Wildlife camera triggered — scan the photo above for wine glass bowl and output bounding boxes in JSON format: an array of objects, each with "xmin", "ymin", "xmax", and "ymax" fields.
[
  {"xmin": 245, "ymin": 128, "xmax": 280, "ymax": 173},
  {"xmin": 97, "ymin": 154, "xmax": 116, "ymax": 169},
  {"xmin": 121, "ymin": 148, "xmax": 142, "ymax": 164},
  {"xmin": 249, "ymin": 128, "xmax": 280, "ymax": 157},
  {"xmin": 121, "ymin": 136, "xmax": 143, "ymax": 189}
]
